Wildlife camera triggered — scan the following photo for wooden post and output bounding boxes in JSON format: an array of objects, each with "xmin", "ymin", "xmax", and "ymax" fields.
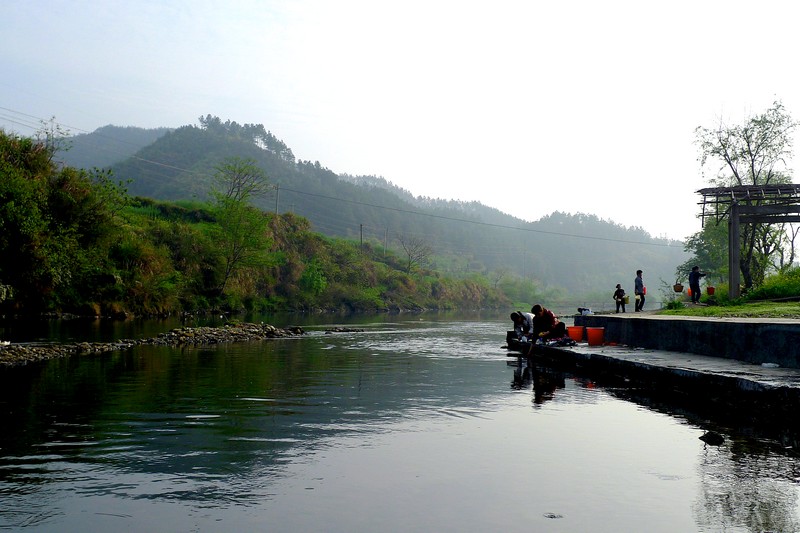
[{"xmin": 728, "ymin": 202, "xmax": 741, "ymax": 299}]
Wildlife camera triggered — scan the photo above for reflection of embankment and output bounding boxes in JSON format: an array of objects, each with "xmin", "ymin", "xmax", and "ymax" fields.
[{"xmin": 0, "ymin": 323, "xmax": 305, "ymax": 367}]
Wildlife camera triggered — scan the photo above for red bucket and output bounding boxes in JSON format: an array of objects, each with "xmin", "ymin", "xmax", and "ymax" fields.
[
  {"xmin": 586, "ymin": 327, "xmax": 604, "ymax": 346},
  {"xmin": 567, "ymin": 326, "xmax": 583, "ymax": 342}
]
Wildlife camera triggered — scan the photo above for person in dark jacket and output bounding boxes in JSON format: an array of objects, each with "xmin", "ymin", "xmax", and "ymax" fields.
[
  {"xmin": 613, "ymin": 284, "xmax": 626, "ymax": 313},
  {"xmin": 634, "ymin": 270, "xmax": 645, "ymax": 311},
  {"xmin": 530, "ymin": 304, "xmax": 567, "ymax": 339},
  {"xmin": 688, "ymin": 265, "xmax": 706, "ymax": 304}
]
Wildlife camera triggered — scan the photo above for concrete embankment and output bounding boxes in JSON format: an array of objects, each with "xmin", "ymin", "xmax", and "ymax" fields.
[
  {"xmin": 0, "ymin": 322, "xmax": 305, "ymax": 368},
  {"xmin": 510, "ymin": 313, "xmax": 800, "ymax": 435},
  {"xmin": 574, "ymin": 312, "xmax": 800, "ymax": 368}
]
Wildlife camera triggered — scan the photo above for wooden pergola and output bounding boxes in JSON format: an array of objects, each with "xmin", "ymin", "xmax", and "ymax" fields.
[{"xmin": 697, "ymin": 184, "xmax": 800, "ymax": 298}]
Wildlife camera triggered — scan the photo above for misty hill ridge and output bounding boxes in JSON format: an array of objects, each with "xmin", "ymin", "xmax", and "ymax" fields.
[{"xmin": 61, "ymin": 116, "xmax": 688, "ymax": 296}]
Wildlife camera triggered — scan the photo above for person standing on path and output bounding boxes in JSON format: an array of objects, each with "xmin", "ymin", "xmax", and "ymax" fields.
[
  {"xmin": 634, "ymin": 270, "xmax": 645, "ymax": 312},
  {"xmin": 688, "ymin": 265, "xmax": 706, "ymax": 304},
  {"xmin": 613, "ymin": 284, "xmax": 626, "ymax": 313}
]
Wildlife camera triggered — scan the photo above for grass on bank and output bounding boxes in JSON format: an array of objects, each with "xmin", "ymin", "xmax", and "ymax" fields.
[
  {"xmin": 657, "ymin": 269, "xmax": 800, "ymax": 318},
  {"xmin": 658, "ymin": 300, "xmax": 800, "ymax": 319}
]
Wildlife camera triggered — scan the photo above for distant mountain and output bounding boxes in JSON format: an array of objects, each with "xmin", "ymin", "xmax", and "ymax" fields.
[
  {"xmin": 71, "ymin": 116, "xmax": 688, "ymax": 298},
  {"xmin": 59, "ymin": 125, "xmax": 171, "ymax": 170}
]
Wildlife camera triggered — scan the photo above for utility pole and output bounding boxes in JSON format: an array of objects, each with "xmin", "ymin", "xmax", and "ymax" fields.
[
  {"xmin": 360, "ymin": 224, "xmax": 363, "ymax": 251},
  {"xmin": 274, "ymin": 184, "xmax": 280, "ymax": 214}
]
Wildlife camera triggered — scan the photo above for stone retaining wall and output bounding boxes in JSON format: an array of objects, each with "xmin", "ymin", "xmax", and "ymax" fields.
[{"xmin": 574, "ymin": 314, "xmax": 800, "ymax": 368}]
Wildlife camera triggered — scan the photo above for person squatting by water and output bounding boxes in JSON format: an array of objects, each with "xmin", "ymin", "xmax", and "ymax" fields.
[
  {"xmin": 634, "ymin": 269, "xmax": 645, "ymax": 312},
  {"xmin": 510, "ymin": 311, "xmax": 535, "ymax": 341},
  {"xmin": 613, "ymin": 283, "xmax": 626, "ymax": 313},
  {"xmin": 531, "ymin": 304, "xmax": 567, "ymax": 340},
  {"xmin": 688, "ymin": 265, "xmax": 706, "ymax": 304}
]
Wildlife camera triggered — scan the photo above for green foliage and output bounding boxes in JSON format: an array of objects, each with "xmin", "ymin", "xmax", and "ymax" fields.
[
  {"xmin": 0, "ymin": 131, "xmax": 128, "ymax": 311},
  {"xmin": 743, "ymin": 267, "xmax": 800, "ymax": 301},
  {"xmin": 9, "ymin": 120, "xmax": 696, "ymax": 315},
  {"xmin": 212, "ymin": 197, "xmax": 271, "ymax": 295},
  {"xmin": 299, "ymin": 259, "xmax": 328, "ymax": 297},
  {"xmin": 0, "ymin": 127, "xmax": 512, "ymax": 315},
  {"xmin": 677, "ymin": 223, "xmax": 728, "ymax": 285},
  {"xmin": 97, "ymin": 115, "xmax": 687, "ymax": 299},
  {"xmin": 664, "ymin": 299, "xmax": 685, "ymax": 310}
]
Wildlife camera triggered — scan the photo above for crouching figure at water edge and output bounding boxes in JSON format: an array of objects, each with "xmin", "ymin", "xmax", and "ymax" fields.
[
  {"xmin": 531, "ymin": 304, "xmax": 567, "ymax": 340},
  {"xmin": 510, "ymin": 311, "xmax": 535, "ymax": 341}
]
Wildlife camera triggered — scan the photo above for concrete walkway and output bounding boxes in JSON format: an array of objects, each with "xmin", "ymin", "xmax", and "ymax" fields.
[
  {"xmin": 573, "ymin": 311, "xmax": 800, "ymax": 368},
  {"xmin": 507, "ymin": 315, "xmax": 800, "ymax": 429},
  {"xmin": 566, "ymin": 341, "xmax": 800, "ymax": 391}
]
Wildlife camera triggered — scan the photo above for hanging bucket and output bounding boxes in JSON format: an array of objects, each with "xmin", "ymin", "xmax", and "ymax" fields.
[
  {"xmin": 673, "ymin": 283, "xmax": 684, "ymax": 293},
  {"xmin": 586, "ymin": 327, "xmax": 604, "ymax": 346},
  {"xmin": 567, "ymin": 326, "xmax": 583, "ymax": 342},
  {"xmin": 623, "ymin": 295, "xmax": 630, "ymax": 304},
  {"xmin": 687, "ymin": 288, "xmax": 692, "ymax": 297},
  {"xmin": 707, "ymin": 286, "xmax": 715, "ymax": 296}
]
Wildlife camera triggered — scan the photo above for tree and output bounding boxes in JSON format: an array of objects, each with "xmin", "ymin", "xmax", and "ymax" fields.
[
  {"xmin": 210, "ymin": 157, "xmax": 272, "ymax": 296},
  {"xmin": 695, "ymin": 101, "xmax": 798, "ymax": 289},
  {"xmin": 396, "ymin": 234, "xmax": 432, "ymax": 274},
  {"xmin": 491, "ymin": 267, "xmax": 511, "ymax": 289},
  {"xmin": 0, "ymin": 130, "xmax": 127, "ymax": 311},
  {"xmin": 212, "ymin": 156, "xmax": 272, "ymax": 203},
  {"xmin": 678, "ymin": 223, "xmax": 728, "ymax": 286}
]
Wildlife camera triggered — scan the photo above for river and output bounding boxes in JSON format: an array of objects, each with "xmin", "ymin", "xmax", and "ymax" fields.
[{"xmin": 0, "ymin": 312, "xmax": 798, "ymax": 532}]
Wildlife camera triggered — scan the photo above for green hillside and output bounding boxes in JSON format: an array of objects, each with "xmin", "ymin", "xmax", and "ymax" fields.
[
  {"xmin": 59, "ymin": 125, "xmax": 170, "ymax": 170},
  {"xmin": 69, "ymin": 116, "xmax": 689, "ymax": 301}
]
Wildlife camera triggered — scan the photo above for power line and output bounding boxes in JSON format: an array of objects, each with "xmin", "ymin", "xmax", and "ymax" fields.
[{"xmin": 279, "ymin": 186, "xmax": 682, "ymax": 248}]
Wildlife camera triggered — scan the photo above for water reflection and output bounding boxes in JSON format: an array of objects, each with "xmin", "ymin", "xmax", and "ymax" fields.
[
  {"xmin": 511, "ymin": 361, "xmax": 566, "ymax": 405},
  {"xmin": 1, "ymin": 316, "xmax": 799, "ymax": 532}
]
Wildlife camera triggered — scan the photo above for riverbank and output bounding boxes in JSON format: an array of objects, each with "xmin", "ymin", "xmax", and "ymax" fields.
[{"xmin": 0, "ymin": 322, "xmax": 305, "ymax": 368}]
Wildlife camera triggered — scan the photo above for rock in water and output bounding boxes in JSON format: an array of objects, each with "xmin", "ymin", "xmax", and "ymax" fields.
[{"xmin": 699, "ymin": 431, "xmax": 724, "ymax": 446}]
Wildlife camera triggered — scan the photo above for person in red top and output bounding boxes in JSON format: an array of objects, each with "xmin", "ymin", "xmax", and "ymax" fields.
[{"xmin": 531, "ymin": 304, "xmax": 567, "ymax": 340}]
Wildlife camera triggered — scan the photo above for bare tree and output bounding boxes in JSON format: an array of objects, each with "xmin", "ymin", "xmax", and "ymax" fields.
[
  {"xmin": 492, "ymin": 267, "xmax": 510, "ymax": 289},
  {"xmin": 397, "ymin": 234, "xmax": 432, "ymax": 274},
  {"xmin": 212, "ymin": 157, "xmax": 271, "ymax": 203}
]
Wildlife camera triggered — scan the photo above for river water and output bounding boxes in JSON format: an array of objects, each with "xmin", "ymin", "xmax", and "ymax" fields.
[{"xmin": 0, "ymin": 312, "xmax": 798, "ymax": 532}]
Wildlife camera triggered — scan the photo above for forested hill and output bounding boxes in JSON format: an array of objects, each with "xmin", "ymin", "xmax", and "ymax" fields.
[
  {"xmin": 65, "ymin": 116, "xmax": 688, "ymax": 298},
  {"xmin": 60, "ymin": 125, "xmax": 171, "ymax": 170}
]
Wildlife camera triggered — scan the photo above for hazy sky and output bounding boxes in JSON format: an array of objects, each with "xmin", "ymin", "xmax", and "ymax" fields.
[{"xmin": 3, "ymin": 0, "xmax": 799, "ymax": 240}]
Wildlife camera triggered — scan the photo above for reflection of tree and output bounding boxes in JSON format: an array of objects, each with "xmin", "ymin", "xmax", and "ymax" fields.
[{"xmin": 694, "ymin": 441, "xmax": 800, "ymax": 531}]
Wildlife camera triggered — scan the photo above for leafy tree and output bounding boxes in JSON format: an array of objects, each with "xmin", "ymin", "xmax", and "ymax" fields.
[
  {"xmin": 695, "ymin": 101, "xmax": 798, "ymax": 289},
  {"xmin": 0, "ymin": 131, "xmax": 126, "ymax": 311},
  {"xmin": 677, "ymin": 223, "xmax": 728, "ymax": 286},
  {"xmin": 210, "ymin": 157, "xmax": 272, "ymax": 296},
  {"xmin": 299, "ymin": 258, "xmax": 328, "ymax": 297}
]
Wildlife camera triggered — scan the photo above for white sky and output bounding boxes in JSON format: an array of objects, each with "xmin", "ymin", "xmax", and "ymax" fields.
[{"xmin": 2, "ymin": 0, "xmax": 799, "ymax": 241}]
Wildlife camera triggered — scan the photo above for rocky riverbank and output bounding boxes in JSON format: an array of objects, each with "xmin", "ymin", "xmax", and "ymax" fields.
[{"xmin": 0, "ymin": 322, "xmax": 305, "ymax": 368}]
